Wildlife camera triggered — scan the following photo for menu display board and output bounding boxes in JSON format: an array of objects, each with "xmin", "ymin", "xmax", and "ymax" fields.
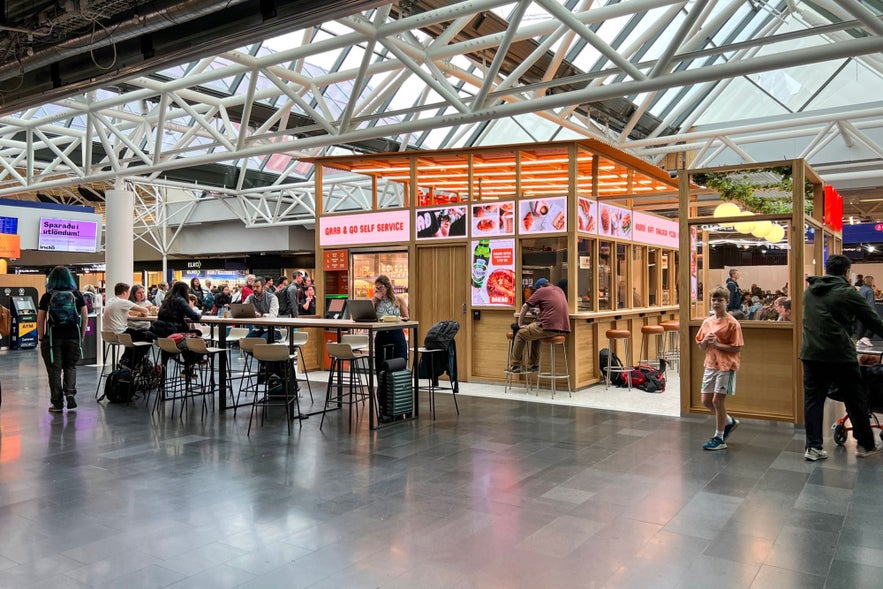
[
  {"xmin": 323, "ymin": 249, "xmax": 348, "ymax": 271},
  {"xmin": 598, "ymin": 203, "xmax": 632, "ymax": 240},
  {"xmin": 319, "ymin": 210, "xmax": 409, "ymax": 247},
  {"xmin": 471, "ymin": 201, "xmax": 515, "ymax": 237},
  {"xmin": 519, "ymin": 197, "xmax": 567, "ymax": 234},
  {"xmin": 471, "ymin": 238, "xmax": 516, "ymax": 306},
  {"xmin": 577, "ymin": 197, "xmax": 597, "ymax": 233},
  {"xmin": 632, "ymin": 211, "xmax": 678, "ymax": 248},
  {"xmin": 416, "ymin": 206, "xmax": 467, "ymax": 239}
]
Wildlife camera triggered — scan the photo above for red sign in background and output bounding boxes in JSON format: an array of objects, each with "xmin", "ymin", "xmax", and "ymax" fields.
[{"xmin": 824, "ymin": 185, "xmax": 843, "ymax": 232}]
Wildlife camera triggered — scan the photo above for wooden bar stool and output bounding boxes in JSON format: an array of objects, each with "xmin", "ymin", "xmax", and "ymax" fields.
[
  {"xmin": 660, "ymin": 320, "xmax": 680, "ymax": 373},
  {"xmin": 94, "ymin": 330, "xmax": 121, "ymax": 399},
  {"xmin": 639, "ymin": 324, "xmax": 666, "ymax": 369},
  {"xmin": 249, "ymin": 343, "xmax": 301, "ymax": 436},
  {"xmin": 605, "ymin": 329, "xmax": 634, "ymax": 390},
  {"xmin": 536, "ymin": 335, "xmax": 571, "ymax": 398}
]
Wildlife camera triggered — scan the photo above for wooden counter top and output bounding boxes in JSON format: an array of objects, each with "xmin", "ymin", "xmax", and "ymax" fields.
[{"xmin": 568, "ymin": 306, "xmax": 680, "ymax": 320}]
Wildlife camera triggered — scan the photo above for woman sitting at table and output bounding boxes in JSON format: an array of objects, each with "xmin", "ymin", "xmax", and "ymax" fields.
[
  {"xmin": 128, "ymin": 284, "xmax": 156, "ymax": 330},
  {"xmin": 373, "ymin": 275, "xmax": 409, "ymax": 373},
  {"xmin": 150, "ymin": 281, "xmax": 202, "ymax": 338}
]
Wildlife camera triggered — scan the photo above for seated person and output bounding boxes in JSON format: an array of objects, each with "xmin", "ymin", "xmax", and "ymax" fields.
[
  {"xmin": 243, "ymin": 278, "xmax": 281, "ymax": 341},
  {"xmin": 103, "ymin": 282, "xmax": 154, "ymax": 367},
  {"xmin": 128, "ymin": 284, "xmax": 156, "ymax": 330},
  {"xmin": 508, "ymin": 278, "xmax": 570, "ymax": 373},
  {"xmin": 746, "ymin": 296, "xmax": 763, "ymax": 318}
]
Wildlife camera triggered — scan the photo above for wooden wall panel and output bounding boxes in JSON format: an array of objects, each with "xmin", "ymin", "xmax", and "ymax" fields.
[
  {"xmin": 414, "ymin": 245, "xmax": 468, "ymax": 378},
  {"xmin": 472, "ymin": 310, "xmax": 517, "ymax": 382},
  {"xmin": 687, "ymin": 325, "xmax": 795, "ymax": 421}
]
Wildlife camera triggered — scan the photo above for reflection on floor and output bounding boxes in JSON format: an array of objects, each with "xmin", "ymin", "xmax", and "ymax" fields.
[{"xmin": 1, "ymin": 348, "xmax": 883, "ymax": 589}]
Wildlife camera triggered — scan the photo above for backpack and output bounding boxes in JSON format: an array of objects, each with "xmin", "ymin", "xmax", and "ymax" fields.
[
  {"xmin": 628, "ymin": 361, "xmax": 667, "ymax": 393},
  {"xmin": 202, "ymin": 290, "xmax": 215, "ymax": 312},
  {"xmin": 424, "ymin": 320, "xmax": 461, "ymax": 350},
  {"xmin": 277, "ymin": 285, "xmax": 291, "ymax": 315},
  {"xmin": 103, "ymin": 368, "xmax": 134, "ymax": 403},
  {"xmin": 48, "ymin": 290, "xmax": 81, "ymax": 329},
  {"xmin": 599, "ymin": 347, "xmax": 624, "ymax": 385},
  {"xmin": 0, "ymin": 304, "xmax": 10, "ymax": 337}
]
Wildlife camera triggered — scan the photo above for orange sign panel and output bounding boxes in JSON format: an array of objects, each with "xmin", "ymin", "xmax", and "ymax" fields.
[
  {"xmin": 323, "ymin": 249, "xmax": 349, "ymax": 271},
  {"xmin": 0, "ymin": 234, "xmax": 20, "ymax": 257}
]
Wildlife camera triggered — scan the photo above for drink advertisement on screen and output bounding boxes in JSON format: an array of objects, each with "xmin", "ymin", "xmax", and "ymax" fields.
[
  {"xmin": 415, "ymin": 206, "xmax": 467, "ymax": 239},
  {"xmin": 519, "ymin": 197, "xmax": 567, "ymax": 234},
  {"xmin": 577, "ymin": 197, "xmax": 597, "ymax": 233},
  {"xmin": 471, "ymin": 238, "xmax": 515, "ymax": 307},
  {"xmin": 38, "ymin": 217, "xmax": 99, "ymax": 253},
  {"xmin": 471, "ymin": 201, "xmax": 515, "ymax": 237},
  {"xmin": 598, "ymin": 203, "xmax": 632, "ymax": 239}
]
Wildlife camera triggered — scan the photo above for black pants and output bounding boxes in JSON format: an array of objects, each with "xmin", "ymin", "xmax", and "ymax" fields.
[
  {"xmin": 803, "ymin": 360, "xmax": 875, "ymax": 451},
  {"xmin": 121, "ymin": 328, "xmax": 156, "ymax": 367}
]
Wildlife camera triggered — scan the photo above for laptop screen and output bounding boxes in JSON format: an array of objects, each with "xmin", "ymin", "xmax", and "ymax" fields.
[
  {"xmin": 346, "ymin": 299, "xmax": 378, "ymax": 322},
  {"xmin": 230, "ymin": 303, "xmax": 256, "ymax": 319}
]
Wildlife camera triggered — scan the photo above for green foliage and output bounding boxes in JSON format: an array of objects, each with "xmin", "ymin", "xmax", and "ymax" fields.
[{"xmin": 693, "ymin": 166, "xmax": 814, "ymax": 215}]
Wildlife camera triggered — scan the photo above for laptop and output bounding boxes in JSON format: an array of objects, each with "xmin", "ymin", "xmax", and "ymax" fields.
[
  {"xmin": 345, "ymin": 298, "xmax": 378, "ymax": 323},
  {"xmin": 229, "ymin": 303, "xmax": 257, "ymax": 319}
]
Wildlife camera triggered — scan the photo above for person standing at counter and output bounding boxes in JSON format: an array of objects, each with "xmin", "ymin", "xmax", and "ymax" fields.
[
  {"xmin": 301, "ymin": 285, "xmax": 317, "ymax": 316},
  {"xmin": 373, "ymin": 275, "xmax": 409, "ymax": 371},
  {"xmin": 507, "ymin": 278, "xmax": 569, "ymax": 374},
  {"xmin": 801, "ymin": 255, "xmax": 883, "ymax": 461},
  {"xmin": 37, "ymin": 266, "xmax": 89, "ymax": 413},
  {"xmin": 725, "ymin": 269, "xmax": 741, "ymax": 312}
]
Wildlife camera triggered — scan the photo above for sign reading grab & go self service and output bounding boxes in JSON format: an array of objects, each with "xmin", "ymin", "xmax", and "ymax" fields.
[{"xmin": 319, "ymin": 210, "xmax": 410, "ymax": 247}]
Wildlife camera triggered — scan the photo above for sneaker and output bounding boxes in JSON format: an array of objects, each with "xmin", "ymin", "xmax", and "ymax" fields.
[
  {"xmin": 723, "ymin": 418, "xmax": 740, "ymax": 440},
  {"xmin": 702, "ymin": 436, "xmax": 727, "ymax": 451},
  {"xmin": 857, "ymin": 440, "xmax": 883, "ymax": 458},
  {"xmin": 48, "ymin": 404, "xmax": 64, "ymax": 413},
  {"xmin": 857, "ymin": 337, "xmax": 874, "ymax": 348},
  {"xmin": 529, "ymin": 365, "xmax": 540, "ymax": 372},
  {"xmin": 66, "ymin": 395, "xmax": 77, "ymax": 410},
  {"xmin": 507, "ymin": 366, "xmax": 523, "ymax": 374},
  {"xmin": 804, "ymin": 447, "xmax": 828, "ymax": 461}
]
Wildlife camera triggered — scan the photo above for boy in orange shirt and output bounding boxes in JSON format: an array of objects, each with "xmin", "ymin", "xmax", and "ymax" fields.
[{"xmin": 696, "ymin": 286, "xmax": 744, "ymax": 450}]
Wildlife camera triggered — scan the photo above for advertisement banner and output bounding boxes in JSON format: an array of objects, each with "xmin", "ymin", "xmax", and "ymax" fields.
[
  {"xmin": 519, "ymin": 197, "xmax": 567, "ymax": 234},
  {"xmin": 577, "ymin": 197, "xmax": 597, "ymax": 233},
  {"xmin": 632, "ymin": 211, "xmax": 678, "ymax": 248},
  {"xmin": 471, "ymin": 238, "xmax": 516, "ymax": 306},
  {"xmin": 38, "ymin": 217, "xmax": 99, "ymax": 253},
  {"xmin": 415, "ymin": 206, "xmax": 468, "ymax": 240},
  {"xmin": 471, "ymin": 202, "xmax": 515, "ymax": 237},
  {"xmin": 597, "ymin": 203, "xmax": 632, "ymax": 240},
  {"xmin": 319, "ymin": 210, "xmax": 410, "ymax": 247}
]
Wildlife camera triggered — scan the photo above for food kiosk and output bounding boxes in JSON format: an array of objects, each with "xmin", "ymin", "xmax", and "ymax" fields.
[
  {"xmin": 680, "ymin": 159, "xmax": 830, "ymax": 424},
  {"xmin": 310, "ymin": 140, "xmax": 681, "ymax": 393}
]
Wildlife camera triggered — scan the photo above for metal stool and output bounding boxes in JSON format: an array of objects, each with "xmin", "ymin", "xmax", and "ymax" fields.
[
  {"xmin": 248, "ymin": 343, "xmax": 301, "ymax": 436},
  {"xmin": 661, "ymin": 320, "xmax": 680, "ymax": 373},
  {"xmin": 289, "ymin": 331, "xmax": 314, "ymax": 402},
  {"xmin": 504, "ymin": 331, "xmax": 532, "ymax": 394},
  {"xmin": 605, "ymin": 329, "xmax": 634, "ymax": 390},
  {"xmin": 639, "ymin": 324, "xmax": 666, "ymax": 369},
  {"xmin": 536, "ymin": 335, "xmax": 571, "ymax": 398},
  {"xmin": 322, "ymin": 342, "xmax": 371, "ymax": 432}
]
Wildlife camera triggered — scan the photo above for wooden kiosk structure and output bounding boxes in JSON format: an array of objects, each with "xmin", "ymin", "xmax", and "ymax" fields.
[
  {"xmin": 678, "ymin": 159, "xmax": 837, "ymax": 423},
  {"xmin": 311, "ymin": 140, "xmax": 682, "ymax": 391}
]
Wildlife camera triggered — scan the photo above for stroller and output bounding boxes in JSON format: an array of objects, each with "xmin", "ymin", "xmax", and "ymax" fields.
[{"xmin": 831, "ymin": 359, "xmax": 883, "ymax": 446}]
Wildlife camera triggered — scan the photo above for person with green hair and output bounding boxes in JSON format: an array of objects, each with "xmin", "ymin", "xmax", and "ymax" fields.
[{"xmin": 36, "ymin": 266, "xmax": 88, "ymax": 413}]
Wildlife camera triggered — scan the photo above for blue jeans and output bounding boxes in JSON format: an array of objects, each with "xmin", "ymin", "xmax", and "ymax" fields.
[
  {"xmin": 41, "ymin": 338, "xmax": 81, "ymax": 406},
  {"xmin": 802, "ymin": 360, "xmax": 874, "ymax": 451},
  {"xmin": 247, "ymin": 327, "xmax": 282, "ymax": 342}
]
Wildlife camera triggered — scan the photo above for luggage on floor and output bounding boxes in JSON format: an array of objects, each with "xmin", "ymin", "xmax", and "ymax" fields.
[{"xmin": 103, "ymin": 368, "xmax": 135, "ymax": 403}]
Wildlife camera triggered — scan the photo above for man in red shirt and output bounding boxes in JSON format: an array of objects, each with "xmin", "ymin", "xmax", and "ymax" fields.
[{"xmin": 508, "ymin": 278, "xmax": 570, "ymax": 374}]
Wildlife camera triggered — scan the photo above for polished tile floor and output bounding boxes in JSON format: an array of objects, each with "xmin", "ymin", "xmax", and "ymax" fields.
[{"xmin": 2, "ymin": 349, "xmax": 883, "ymax": 588}]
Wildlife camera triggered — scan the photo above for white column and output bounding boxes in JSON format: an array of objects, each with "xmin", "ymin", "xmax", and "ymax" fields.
[{"xmin": 105, "ymin": 189, "xmax": 134, "ymax": 290}]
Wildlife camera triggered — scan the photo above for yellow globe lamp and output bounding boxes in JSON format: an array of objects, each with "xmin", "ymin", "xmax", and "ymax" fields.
[
  {"xmin": 732, "ymin": 211, "xmax": 755, "ymax": 234},
  {"xmin": 713, "ymin": 202, "xmax": 740, "ymax": 219},
  {"xmin": 751, "ymin": 220, "xmax": 773, "ymax": 238},
  {"xmin": 765, "ymin": 223, "xmax": 786, "ymax": 243}
]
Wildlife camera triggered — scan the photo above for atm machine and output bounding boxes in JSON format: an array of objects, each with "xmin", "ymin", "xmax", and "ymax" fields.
[{"xmin": 10, "ymin": 295, "xmax": 38, "ymax": 350}]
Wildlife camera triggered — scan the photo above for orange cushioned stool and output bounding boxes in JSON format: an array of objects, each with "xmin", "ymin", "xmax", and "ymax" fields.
[
  {"xmin": 639, "ymin": 324, "xmax": 666, "ymax": 370},
  {"xmin": 536, "ymin": 335, "xmax": 571, "ymax": 399},
  {"xmin": 605, "ymin": 329, "xmax": 634, "ymax": 390},
  {"xmin": 660, "ymin": 320, "xmax": 680, "ymax": 373}
]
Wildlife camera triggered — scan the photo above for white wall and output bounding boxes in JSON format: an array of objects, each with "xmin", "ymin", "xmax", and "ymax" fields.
[{"xmin": 708, "ymin": 265, "xmax": 790, "ymax": 294}]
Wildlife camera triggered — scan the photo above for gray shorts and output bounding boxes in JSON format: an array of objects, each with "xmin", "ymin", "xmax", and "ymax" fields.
[{"xmin": 701, "ymin": 368, "xmax": 737, "ymax": 395}]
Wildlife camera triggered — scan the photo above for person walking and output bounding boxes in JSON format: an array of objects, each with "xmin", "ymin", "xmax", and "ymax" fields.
[
  {"xmin": 696, "ymin": 286, "xmax": 744, "ymax": 450},
  {"xmin": 36, "ymin": 266, "xmax": 88, "ymax": 413},
  {"xmin": 802, "ymin": 254, "xmax": 883, "ymax": 460}
]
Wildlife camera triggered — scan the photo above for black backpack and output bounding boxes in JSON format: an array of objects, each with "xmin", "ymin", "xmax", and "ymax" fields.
[
  {"xmin": 103, "ymin": 368, "xmax": 135, "ymax": 403},
  {"xmin": 599, "ymin": 347, "xmax": 624, "ymax": 385},
  {"xmin": 424, "ymin": 320, "xmax": 460, "ymax": 350},
  {"xmin": 277, "ymin": 286, "xmax": 291, "ymax": 315}
]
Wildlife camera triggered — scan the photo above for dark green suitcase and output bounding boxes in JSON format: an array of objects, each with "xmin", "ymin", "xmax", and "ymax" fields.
[{"xmin": 385, "ymin": 369, "xmax": 413, "ymax": 416}]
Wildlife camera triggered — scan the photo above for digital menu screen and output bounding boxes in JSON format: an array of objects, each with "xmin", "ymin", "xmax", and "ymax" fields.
[
  {"xmin": 416, "ymin": 206, "xmax": 468, "ymax": 240},
  {"xmin": 471, "ymin": 238, "xmax": 515, "ymax": 307},
  {"xmin": 577, "ymin": 197, "xmax": 597, "ymax": 233},
  {"xmin": 519, "ymin": 197, "xmax": 567, "ymax": 234},
  {"xmin": 597, "ymin": 203, "xmax": 632, "ymax": 240},
  {"xmin": 38, "ymin": 217, "xmax": 99, "ymax": 253},
  {"xmin": 471, "ymin": 202, "xmax": 515, "ymax": 237}
]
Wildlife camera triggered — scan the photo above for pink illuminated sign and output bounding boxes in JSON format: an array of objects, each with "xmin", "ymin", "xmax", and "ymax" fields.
[
  {"xmin": 319, "ymin": 210, "xmax": 410, "ymax": 247},
  {"xmin": 632, "ymin": 211, "xmax": 678, "ymax": 248}
]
